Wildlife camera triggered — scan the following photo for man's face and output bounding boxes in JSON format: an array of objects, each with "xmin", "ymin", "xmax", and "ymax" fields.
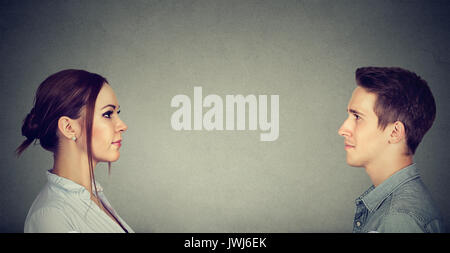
[{"xmin": 338, "ymin": 86, "xmax": 390, "ymax": 168}]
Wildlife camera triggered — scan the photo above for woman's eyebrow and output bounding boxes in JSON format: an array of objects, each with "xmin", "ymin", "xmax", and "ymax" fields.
[{"xmin": 101, "ymin": 104, "xmax": 120, "ymax": 110}]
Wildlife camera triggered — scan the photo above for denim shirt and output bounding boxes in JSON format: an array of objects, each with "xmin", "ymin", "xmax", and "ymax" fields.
[{"xmin": 353, "ymin": 164, "xmax": 444, "ymax": 233}]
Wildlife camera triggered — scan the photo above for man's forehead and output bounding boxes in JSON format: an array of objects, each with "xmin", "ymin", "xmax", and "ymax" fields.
[{"xmin": 348, "ymin": 87, "xmax": 377, "ymax": 115}]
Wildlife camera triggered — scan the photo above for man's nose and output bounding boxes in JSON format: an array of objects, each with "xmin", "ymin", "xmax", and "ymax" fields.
[{"xmin": 338, "ymin": 118, "xmax": 351, "ymax": 137}]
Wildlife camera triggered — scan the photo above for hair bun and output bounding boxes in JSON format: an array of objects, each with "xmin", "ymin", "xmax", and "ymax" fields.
[{"xmin": 21, "ymin": 108, "xmax": 40, "ymax": 140}]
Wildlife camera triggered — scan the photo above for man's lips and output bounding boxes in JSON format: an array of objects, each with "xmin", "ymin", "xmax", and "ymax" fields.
[{"xmin": 345, "ymin": 143, "xmax": 355, "ymax": 149}]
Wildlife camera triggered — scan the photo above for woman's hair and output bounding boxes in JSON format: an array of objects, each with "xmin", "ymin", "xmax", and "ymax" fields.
[{"xmin": 16, "ymin": 69, "xmax": 109, "ymax": 197}]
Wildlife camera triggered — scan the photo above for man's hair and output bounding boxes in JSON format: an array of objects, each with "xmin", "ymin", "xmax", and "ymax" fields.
[{"xmin": 355, "ymin": 67, "xmax": 436, "ymax": 155}]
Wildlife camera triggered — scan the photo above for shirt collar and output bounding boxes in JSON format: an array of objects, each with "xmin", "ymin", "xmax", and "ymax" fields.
[
  {"xmin": 356, "ymin": 163, "xmax": 420, "ymax": 212},
  {"xmin": 46, "ymin": 170, "xmax": 104, "ymax": 199}
]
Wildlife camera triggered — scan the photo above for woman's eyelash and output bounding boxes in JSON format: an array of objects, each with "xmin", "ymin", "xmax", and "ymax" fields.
[
  {"xmin": 103, "ymin": 111, "xmax": 114, "ymax": 118},
  {"xmin": 103, "ymin": 110, "xmax": 121, "ymax": 118}
]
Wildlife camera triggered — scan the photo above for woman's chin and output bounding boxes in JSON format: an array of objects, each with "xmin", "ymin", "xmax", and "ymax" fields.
[
  {"xmin": 97, "ymin": 153, "xmax": 120, "ymax": 163},
  {"xmin": 110, "ymin": 154, "xmax": 120, "ymax": 162}
]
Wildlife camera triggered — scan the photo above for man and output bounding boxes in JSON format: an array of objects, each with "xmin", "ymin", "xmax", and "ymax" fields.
[{"xmin": 338, "ymin": 67, "xmax": 444, "ymax": 233}]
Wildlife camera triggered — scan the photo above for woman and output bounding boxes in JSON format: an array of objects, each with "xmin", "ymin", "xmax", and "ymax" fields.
[{"xmin": 17, "ymin": 69, "xmax": 134, "ymax": 233}]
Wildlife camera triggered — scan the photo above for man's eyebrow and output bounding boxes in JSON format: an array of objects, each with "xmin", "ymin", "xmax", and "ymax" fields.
[
  {"xmin": 349, "ymin": 108, "xmax": 365, "ymax": 116},
  {"xmin": 101, "ymin": 104, "xmax": 120, "ymax": 110}
]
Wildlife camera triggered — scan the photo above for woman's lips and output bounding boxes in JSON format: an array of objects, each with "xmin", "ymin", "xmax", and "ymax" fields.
[{"xmin": 112, "ymin": 140, "xmax": 122, "ymax": 147}]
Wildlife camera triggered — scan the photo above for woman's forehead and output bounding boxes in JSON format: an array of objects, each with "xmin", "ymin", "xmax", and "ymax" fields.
[{"xmin": 96, "ymin": 84, "xmax": 118, "ymax": 109}]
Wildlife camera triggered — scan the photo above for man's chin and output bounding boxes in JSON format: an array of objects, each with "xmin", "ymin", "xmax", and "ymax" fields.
[{"xmin": 346, "ymin": 157, "xmax": 364, "ymax": 167}]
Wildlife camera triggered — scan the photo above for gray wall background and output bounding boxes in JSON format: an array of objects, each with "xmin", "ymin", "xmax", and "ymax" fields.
[{"xmin": 1, "ymin": 0, "xmax": 449, "ymax": 232}]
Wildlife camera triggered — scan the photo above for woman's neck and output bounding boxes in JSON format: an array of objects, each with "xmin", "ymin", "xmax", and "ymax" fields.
[{"xmin": 52, "ymin": 145, "xmax": 97, "ymax": 195}]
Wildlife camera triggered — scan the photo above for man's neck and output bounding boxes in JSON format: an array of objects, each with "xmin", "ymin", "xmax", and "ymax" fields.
[{"xmin": 365, "ymin": 155, "xmax": 413, "ymax": 187}]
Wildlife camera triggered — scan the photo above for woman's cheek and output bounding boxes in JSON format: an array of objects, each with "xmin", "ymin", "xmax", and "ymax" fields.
[{"xmin": 92, "ymin": 122, "xmax": 109, "ymax": 151}]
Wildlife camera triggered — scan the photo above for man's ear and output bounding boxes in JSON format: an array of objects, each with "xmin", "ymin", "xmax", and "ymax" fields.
[
  {"xmin": 57, "ymin": 116, "xmax": 81, "ymax": 140},
  {"xmin": 388, "ymin": 121, "xmax": 406, "ymax": 144}
]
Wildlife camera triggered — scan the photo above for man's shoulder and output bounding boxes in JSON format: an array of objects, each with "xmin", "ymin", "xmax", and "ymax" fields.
[
  {"xmin": 390, "ymin": 177, "xmax": 437, "ymax": 213},
  {"xmin": 386, "ymin": 177, "xmax": 443, "ymax": 232}
]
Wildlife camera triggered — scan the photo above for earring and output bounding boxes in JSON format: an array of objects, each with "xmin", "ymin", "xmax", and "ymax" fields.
[{"xmin": 72, "ymin": 136, "xmax": 77, "ymax": 141}]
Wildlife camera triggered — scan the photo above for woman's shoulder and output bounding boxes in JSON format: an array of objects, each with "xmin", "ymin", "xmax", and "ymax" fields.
[
  {"xmin": 24, "ymin": 200, "xmax": 74, "ymax": 232},
  {"xmin": 24, "ymin": 177, "xmax": 96, "ymax": 232},
  {"xmin": 24, "ymin": 183, "xmax": 72, "ymax": 227},
  {"xmin": 29, "ymin": 182, "xmax": 70, "ymax": 210}
]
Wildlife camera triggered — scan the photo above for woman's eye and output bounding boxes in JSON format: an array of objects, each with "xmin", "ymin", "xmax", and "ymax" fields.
[
  {"xmin": 354, "ymin": 114, "xmax": 361, "ymax": 120},
  {"xmin": 103, "ymin": 111, "xmax": 113, "ymax": 118}
]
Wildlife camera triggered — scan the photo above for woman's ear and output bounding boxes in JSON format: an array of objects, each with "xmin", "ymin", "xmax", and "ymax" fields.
[{"xmin": 57, "ymin": 116, "xmax": 81, "ymax": 140}]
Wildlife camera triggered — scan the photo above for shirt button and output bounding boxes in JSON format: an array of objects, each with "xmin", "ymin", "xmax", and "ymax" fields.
[{"xmin": 356, "ymin": 221, "xmax": 361, "ymax": 227}]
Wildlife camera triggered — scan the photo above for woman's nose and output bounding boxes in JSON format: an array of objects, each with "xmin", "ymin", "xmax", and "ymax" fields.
[{"xmin": 117, "ymin": 117, "xmax": 128, "ymax": 132}]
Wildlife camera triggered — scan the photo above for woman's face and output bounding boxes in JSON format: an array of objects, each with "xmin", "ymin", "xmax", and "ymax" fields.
[{"xmin": 90, "ymin": 83, "xmax": 128, "ymax": 163}]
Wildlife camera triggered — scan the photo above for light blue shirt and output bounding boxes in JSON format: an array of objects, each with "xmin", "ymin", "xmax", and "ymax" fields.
[
  {"xmin": 353, "ymin": 164, "xmax": 444, "ymax": 233},
  {"xmin": 24, "ymin": 171, "xmax": 134, "ymax": 233}
]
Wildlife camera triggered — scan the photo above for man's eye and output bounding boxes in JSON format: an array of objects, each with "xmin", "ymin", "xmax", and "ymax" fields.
[{"xmin": 103, "ymin": 111, "xmax": 113, "ymax": 118}]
